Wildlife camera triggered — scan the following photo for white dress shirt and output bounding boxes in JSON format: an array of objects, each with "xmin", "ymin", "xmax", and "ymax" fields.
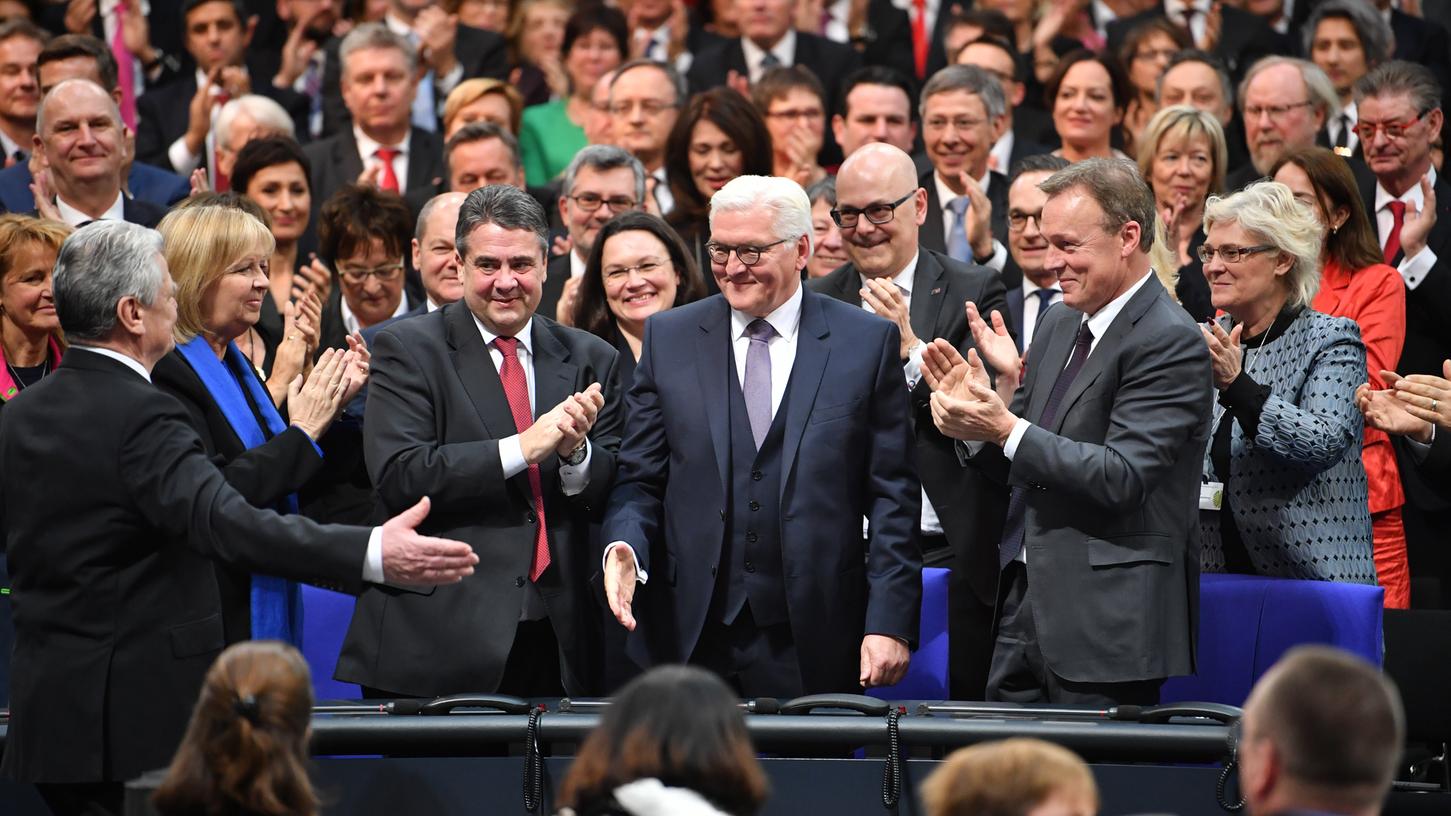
[
  {"xmin": 891, "ymin": 0, "xmax": 941, "ymax": 43},
  {"xmin": 354, "ymin": 126, "xmax": 413, "ymax": 194},
  {"xmin": 651, "ymin": 166, "xmax": 674, "ymax": 215},
  {"xmin": 1163, "ymin": 0, "xmax": 1212, "ymax": 47},
  {"xmin": 741, "ymin": 30, "xmax": 797, "ymax": 84},
  {"xmin": 1019, "ymin": 276, "xmax": 1063, "ymax": 351},
  {"xmin": 570, "ymin": 249, "xmax": 588, "ymax": 279},
  {"xmin": 822, "ymin": 0, "xmax": 852, "ymax": 42},
  {"xmin": 1375, "ymin": 165, "xmax": 1439, "ymax": 290},
  {"xmin": 859, "ymin": 256, "xmax": 943, "ymax": 535},
  {"xmin": 55, "ymin": 191, "xmax": 125, "ymax": 227},
  {"xmin": 339, "ymin": 292, "xmax": 410, "ymax": 336},
  {"xmin": 933, "ymin": 169, "xmax": 1008, "ymax": 272},
  {"xmin": 1326, "ymin": 100, "xmax": 1359, "ymax": 154},
  {"xmin": 988, "ymin": 128, "xmax": 1015, "ymax": 175},
  {"xmin": 1091, "ymin": 0, "xmax": 1119, "ymax": 38},
  {"xmin": 0, "ymin": 129, "xmax": 24, "ymax": 162}
]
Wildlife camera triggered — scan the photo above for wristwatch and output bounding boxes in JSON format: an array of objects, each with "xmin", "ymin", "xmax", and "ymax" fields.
[{"xmin": 561, "ymin": 441, "xmax": 588, "ymax": 466}]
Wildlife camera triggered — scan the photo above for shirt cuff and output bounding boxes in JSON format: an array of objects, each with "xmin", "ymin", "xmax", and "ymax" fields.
[
  {"xmin": 1002, "ymin": 417, "xmax": 1030, "ymax": 459},
  {"xmin": 603, "ymin": 541, "xmax": 649, "ymax": 584},
  {"xmin": 500, "ymin": 433, "xmax": 527, "ymax": 479},
  {"xmin": 1399, "ymin": 246, "xmax": 1436, "ymax": 290},
  {"xmin": 558, "ymin": 438, "xmax": 592, "ymax": 496},
  {"xmin": 903, "ymin": 341, "xmax": 924, "ymax": 389},
  {"xmin": 167, "ymin": 135, "xmax": 201, "ymax": 174},
  {"xmin": 363, "ymin": 526, "xmax": 385, "ymax": 584},
  {"xmin": 1407, "ymin": 424, "xmax": 1436, "ymax": 461},
  {"xmin": 980, "ymin": 240, "xmax": 1008, "ymax": 272}
]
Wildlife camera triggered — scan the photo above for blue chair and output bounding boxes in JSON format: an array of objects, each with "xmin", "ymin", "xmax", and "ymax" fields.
[
  {"xmin": 869, "ymin": 567, "xmax": 950, "ymax": 700},
  {"xmin": 1160, "ymin": 574, "xmax": 1384, "ymax": 706},
  {"xmin": 301, "ymin": 584, "xmax": 361, "ymax": 700}
]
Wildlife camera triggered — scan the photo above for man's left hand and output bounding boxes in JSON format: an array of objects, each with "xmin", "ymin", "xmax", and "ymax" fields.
[
  {"xmin": 860, "ymin": 634, "xmax": 910, "ymax": 688},
  {"xmin": 929, "ymin": 351, "xmax": 1018, "ymax": 443},
  {"xmin": 960, "ymin": 171, "xmax": 994, "ymax": 261},
  {"xmin": 554, "ymin": 382, "xmax": 605, "ymax": 457},
  {"xmin": 860, "ymin": 276, "xmax": 919, "ymax": 360}
]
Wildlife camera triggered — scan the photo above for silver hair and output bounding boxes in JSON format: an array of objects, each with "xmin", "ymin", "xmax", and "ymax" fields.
[
  {"xmin": 53, "ymin": 221, "xmax": 166, "ymax": 342},
  {"xmin": 1037, "ymin": 157, "xmax": 1157, "ymax": 254},
  {"xmin": 1304, "ymin": 0, "xmax": 1394, "ymax": 68},
  {"xmin": 455, "ymin": 184, "xmax": 549, "ymax": 260},
  {"xmin": 415, "ymin": 192, "xmax": 466, "ymax": 243},
  {"xmin": 339, "ymin": 22, "xmax": 418, "ymax": 76},
  {"xmin": 805, "ymin": 175, "xmax": 836, "ymax": 208},
  {"xmin": 1354, "ymin": 60, "xmax": 1444, "ymax": 114},
  {"xmin": 1203, "ymin": 180, "xmax": 1324, "ymax": 309},
  {"xmin": 919, "ymin": 64, "xmax": 1008, "ymax": 120},
  {"xmin": 560, "ymin": 144, "xmax": 647, "ymax": 204},
  {"xmin": 709, "ymin": 175, "xmax": 814, "ymax": 255},
  {"xmin": 1238, "ymin": 56, "xmax": 1339, "ymax": 122},
  {"xmin": 36, "ymin": 77, "xmax": 120, "ymax": 135},
  {"xmin": 215, "ymin": 94, "xmax": 295, "ymax": 146}
]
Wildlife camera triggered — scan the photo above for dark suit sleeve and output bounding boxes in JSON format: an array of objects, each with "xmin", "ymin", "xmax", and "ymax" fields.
[
  {"xmin": 363, "ymin": 328, "xmax": 512, "ymax": 514},
  {"xmin": 460, "ymin": 25, "xmax": 510, "ymax": 80},
  {"xmin": 1009, "ymin": 315, "xmax": 1211, "ymax": 514},
  {"xmin": 600, "ymin": 318, "xmax": 670, "ymax": 574},
  {"xmin": 571, "ymin": 341, "xmax": 624, "ymax": 511},
  {"xmin": 863, "ymin": 321, "xmax": 923, "ymax": 643},
  {"xmin": 118, "ymin": 397, "xmax": 368, "ymax": 593},
  {"xmin": 133, "ymin": 89, "xmax": 176, "ymax": 172},
  {"xmin": 320, "ymin": 39, "xmax": 349, "ymax": 139}
]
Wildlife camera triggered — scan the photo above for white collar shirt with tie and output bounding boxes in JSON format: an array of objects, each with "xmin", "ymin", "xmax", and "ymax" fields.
[
  {"xmin": 741, "ymin": 29, "xmax": 797, "ymax": 84},
  {"xmin": 354, "ymin": 126, "xmax": 413, "ymax": 194},
  {"xmin": 933, "ymin": 169, "xmax": 991, "ymax": 260},
  {"xmin": 1328, "ymin": 100, "xmax": 1359, "ymax": 154},
  {"xmin": 55, "ymin": 191, "xmax": 125, "ymax": 227},
  {"xmin": 1163, "ymin": 0, "xmax": 1211, "ymax": 46},
  {"xmin": 730, "ymin": 282, "xmax": 803, "ymax": 419},
  {"xmin": 1375, "ymin": 164, "xmax": 1439, "ymax": 290},
  {"xmin": 1019, "ymin": 276, "xmax": 1062, "ymax": 351},
  {"xmin": 165, "ymin": 67, "xmax": 233, "ymax": 176}
]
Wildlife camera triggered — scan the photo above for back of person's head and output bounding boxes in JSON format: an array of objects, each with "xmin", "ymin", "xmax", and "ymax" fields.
[
  {"xmin": 557, "ymin": 665, "xmax": 768, "ymax": 816},
  {"xmin": 920, "ymin": 738, "xmax": 1099, "ymax": 816},
  {"xmin": 319, "ymin": 183, "xmax": 412, "ymax": 265},
  {"xmin": 1240, "ymin": 646, "xmax": 1404, "ymax": 816},
  {"xmin": 152, "ymin": 641, "xmax": 318, "ymax": 816}
]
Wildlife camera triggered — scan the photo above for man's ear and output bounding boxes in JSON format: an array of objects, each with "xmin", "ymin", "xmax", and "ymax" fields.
[{"xmin": 115, "ymin": 294, "xmax": 145, "ymax": 337}]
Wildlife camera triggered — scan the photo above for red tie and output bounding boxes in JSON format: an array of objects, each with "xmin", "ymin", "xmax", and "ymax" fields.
[
  {"xmin": 210, "ymin": 89, "xmax": 231, "ymax": 191},
  {"xmin": 111, "ymin": 1, "xmax": 137, "ymax": 130},
  {"xmin": 375, "ymin": 146, "xmax": 401, "ymax": 193},
  {"xmin": 910, "ymin": 0, "xmax": 927, "ymax": 80},
  {"xmin": 494, "ymin": 337, "xmax": 551, "ymax": 581},
  {"xmin": 1384, "ymin": 200, "xmax": 1406, "ymax": 264}
]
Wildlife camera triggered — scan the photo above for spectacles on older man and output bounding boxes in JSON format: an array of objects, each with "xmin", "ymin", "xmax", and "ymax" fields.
[
  {"xmin": 706, "ymin": 238, "xmax": 789, "ymax": 266},
  {"xmin": 1196, "ymin": 244, "xmax": 1276, "ymax": 264},
  {"xmin": 1353, "ymin": 109, "xmax": 1431, "ymax": 142}
]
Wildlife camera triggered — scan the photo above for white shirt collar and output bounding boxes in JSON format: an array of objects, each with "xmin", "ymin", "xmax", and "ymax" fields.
[
  {"xmin": 70, "ymin": 344, "xmax": 151, "ymax": 381},
  {"xmin": 570, "ymin": 248, "xmax": 588, "ymax": 279},
  {"xmin": 474, "ymin": 313, "xmax": 536, "ymax": 355},
  {"xmin": 1091, "ymin": 0, "xmax": 1117, "ymax": 35},
  {"xmin": 0, "ymin": 130, "xmax": 22, "ymax": 159},
  {"xmin": 740, "ymin": 28, "xmax": 796, "ymax": 73},
  {"xmin": 426, "ymin": 297, "xmax": 442, "ymax": 312},
  {"xmin": 731, "ymin": 281, "xmax": 804, "ymax": 343},
  {"xmin": 1022, "ymin": 276, "xmax": 1059, "ymax": 297},
  {"xmin": 1164, "ymin": 0, "xmax": 1211, "ymax": 15},
  {"xmin": 1375, "ymin": 165, "xmax": 1438, "ymax": 211},
  {"xmin": 1084, "ymin": 269, "xmax": 1153, "ymax": 339},
  {"xmin": 989, "ymin": 129, "xmax": 1014, "ymax": 175},
  {"xmin": 339, "ymin": 291, "xmax": 409, "ymax": 335},
  {"xmin": 55, "ymin": 191, "xmax": 124, "ymax": 227},
  {"xmin": 892, "ymin": 251, "xmax": 918, "ymax": 295},
  {"xmin": 353, "ymin": 125, "xmax": 411, "ymax": 163}
]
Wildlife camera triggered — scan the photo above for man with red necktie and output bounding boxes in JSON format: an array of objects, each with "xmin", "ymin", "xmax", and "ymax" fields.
[{"xmin": 339, "ymin": 184, "xmax": 624, "ymax": 698}]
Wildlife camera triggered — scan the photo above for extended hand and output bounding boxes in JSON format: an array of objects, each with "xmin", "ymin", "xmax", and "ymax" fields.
[
  {"xmin": 860, "ymin": 277, "xmax": 919, "ymax": 360},
  {"xmin": 960, "ymin": 172, "xmax": 995, "ymax": 260},
  {"xmin": 1391, "ymin": 360, "xmax": 1451, "ymax": 430},
  {"xmin": 296, "ymin": 254, "xmax": 333, "ymax": 307},
  {"xmin": 1200, "ymin": 321, "xmax": 1243, "ymax": 390},
  {"xmin": 929, "ymin": 350, "xmax": 1017, "ymax": 443},
  {"xmin": 922, "ymin": 338, "xmax": 987, "ymax": 400},
  {"xmin": 1357, "ymin": 379, "xmax": 1433, "ymax": 443},
  {"xmin": 965, "ymin": 301, "xmax": 1020, "ymax": 380},
  {"xmin": 379, "ymin": 497, "xmax": 479, "ymax": 586},
  {"xmin": 859, "ymin": 634, "xmax": 910, "ymax": 688},
  {"xmin": 29, "ymin": 170, "xmax": 61, "ymax": 222},
  {"xmin": 603, "ymin": 545, "xmax": 638, "ymax": 630}
]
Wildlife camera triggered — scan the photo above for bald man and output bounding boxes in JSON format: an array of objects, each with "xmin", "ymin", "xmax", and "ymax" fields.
[
  {"xmin": 808, "ymin": 143, "xmax": 1010, "ymax": 699},
  {"xmin": 31, "ymin": 79, "xmax": 166, "ymax": 228}
]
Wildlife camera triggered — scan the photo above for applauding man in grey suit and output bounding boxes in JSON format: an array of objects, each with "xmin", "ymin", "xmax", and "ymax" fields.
[{"xmin": 924, "ymin": 158, "xmax": 1213, "ymax": 705}]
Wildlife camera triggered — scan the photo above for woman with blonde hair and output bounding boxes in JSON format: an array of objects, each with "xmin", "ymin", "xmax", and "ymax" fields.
[
  {"xmin": 153, "ymin": 203, "xmax": 365, "ymax": 645},
  {"xmin": 920, "ymin": 738, "xmax": 1099, "ymax": 816},
  {"xmin": 1198, "ymin": 181, "xmax": 1375, "ymax": 586},
  {"xmin": 443, "ymin": 78, "xmax": 525, "ymax": 138},
  {"xmin": 0, "ymin": 215, "xmax": 69, "ymax": 403},
  {"xmin": 152, "ymin": 641, "xmax": 318, "ymax": 816}
]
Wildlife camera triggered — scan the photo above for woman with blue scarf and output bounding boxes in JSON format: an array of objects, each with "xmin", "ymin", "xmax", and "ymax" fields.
[{"xmin": 152, "ymin": 203, "xmax": 368, "ymax": 646}]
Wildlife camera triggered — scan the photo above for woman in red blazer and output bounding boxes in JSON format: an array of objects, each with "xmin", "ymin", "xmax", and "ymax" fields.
[{"xmin": 1274, "ymin": 147, "xmax": 1409, "ymax": 608}]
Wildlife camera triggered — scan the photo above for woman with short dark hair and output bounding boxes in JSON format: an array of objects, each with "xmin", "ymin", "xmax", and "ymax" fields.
[{"xmin": 1046, "ymin": 50, "xmax": 1130, "ymax": 163}]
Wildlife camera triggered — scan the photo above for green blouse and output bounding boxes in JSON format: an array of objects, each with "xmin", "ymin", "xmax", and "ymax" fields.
[{"xmin": 519, "ymin": 98, "xmax": 587, "ymax": 186}]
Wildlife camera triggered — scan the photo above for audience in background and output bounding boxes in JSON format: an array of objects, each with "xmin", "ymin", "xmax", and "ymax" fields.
[
  {"xmin": 316, "ymin": 183, "xmax": 419, "ymax": 350},
  {"xmin": 1047, "ymin": 51, "xmax": 1129, "ymax": 163},
  {"xmin": 920, "ymin": 738, "xmax": 1099, "ymax": 816},
  {"xmin": 609, "ymin": 60, "xmax": 685, "ymax": 214},
  {"xmin": 1232, "ymin": 57, "xmax": 1338, "ymax": 188},
  {"xmin": 508, "ymin": 0, "xmax": 573, "ymax": 106},
  {"xmin": 1305, "ymin": 0, "xmax": 1393, "ymax": 156},
  {"xmin": 831, "ymin": 66, "xmax": 918, "ymax": 158},
  {"xmin": 1136, "ymin": 104, "xmax": 1224, "ymax": 321},
  {"xmin": 1001, "ymin": 153, "xmax": 1068, "ymax": 353},
  {"xmin": 544, "ymin": 144, "xmax": 648, "ymax": 323},
  {"xmin": 804, "ymin": 176, "xmax": 846, "ymax": 279},
  {"xmin": 752, "ymin": 67, "xmax": 828, "ymax": 188},
  {"xmin": 443, "ymin": 77, "xmax": 525, "ymax": 138},
  {"xmin": 1117, "ymin": 18, "xmax": 1191, "ymax": 154}
]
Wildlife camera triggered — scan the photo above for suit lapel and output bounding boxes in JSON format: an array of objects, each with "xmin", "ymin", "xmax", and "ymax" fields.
[
  {"xmin": 407, "ymin": 128, "xmax": 442, "ymax": 191},
  {"xmin": 726, "ymin": 41, "xmax": 749, "ymax": 75},
  {"xmin": 444, "ymin": 302, "xmax": 519, "ymax": 442},
  {"xmin": 780, "ymin": 289, "xmax": 830, "ymax": 501},
  {"xmin": 530, "ymin": 320, "xmax": 577, "ymax": 424},
  {"xmin": 1025, "ymin": 311, "xmax": 1076, "ymax": 422},
  {"xmin": 824, "ymin": 264, "xmax": 864, "ymax": 307},
  {"xmin": 1048, "ymin": 277, "xmax": 1164, "ymax": 432},
  {"xmin": 909, "ymin": 252, "xmax": 946, "ymax": 342},
  {"xmin": 695, "ymin": 299, "xmax": 733, "ymax": 493},
  {"xmin": 337, "ymin": 129, "xmax": 365, "ymax": 184}
]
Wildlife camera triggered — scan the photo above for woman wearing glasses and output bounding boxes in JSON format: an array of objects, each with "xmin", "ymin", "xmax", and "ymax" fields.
[
  {"xmin": 316, "ymin": 184, "xmax": 422, "ymax": 355},
  {"xmin": 1197, "ymin": 181, "xmax": 1376, "ymax": 587},
  {"xmin": 1272, "ymin": 146, "xmax": 1410, "ymax": 608},
  {"xmin": 573, "ymin": 212, "xmax": 707, "ymax": 384}
]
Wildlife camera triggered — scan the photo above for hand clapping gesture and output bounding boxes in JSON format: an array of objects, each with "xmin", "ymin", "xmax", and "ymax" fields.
[
  {"xmin": 922, "ymin": 340, "xmax": 1018, "ymax": 444},
  {"xmin": 1200, "ymin": 320, "xmax": 1243, "ymax": 390}
]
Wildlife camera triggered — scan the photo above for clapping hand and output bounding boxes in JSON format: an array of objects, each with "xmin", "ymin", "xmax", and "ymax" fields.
[
  {"xmin": 1356, "ymin": 380, "xmax": 1433, "ymax": 443},
  {"xmin": 287, "ymin": 347, "xmax": 353, "ymax": 440},
  {"xmin": 341, "ymin": 331, "xmax": 371, "ymax": 405},
  {"xmin": 925, "ymin": 342, "xmax": 1018, "ymax": 444},
  {"xmin": 860, "ymin": 277, "xmax": 920, "ymax": 360},
  {"xmin": 965, "ymin": 300, "xmax": 1021, "ymax": 400},
  {"xmin": 551, "ymin": 382, "xmax": 604, "ymax": 458},
  {"xmin": 1200, "ymin": 320, "xmax": 1243, "ymax": 390},
  {"xmin": 1390, "ymin": 360, "xmax": 1451, "ymax": 430},
  {"xmin": 1400, "ymin": 176, "xmax": 1437, "ymax": 261},
  {"xmin": 960, "ymin": 173, "xmax": 995, "ymax": 261}
]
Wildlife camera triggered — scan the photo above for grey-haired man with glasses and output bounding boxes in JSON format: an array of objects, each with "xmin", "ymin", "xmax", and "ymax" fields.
[{"xmin": 1228, "ymin": 57, "xmax": 1340, "ymax": 189}]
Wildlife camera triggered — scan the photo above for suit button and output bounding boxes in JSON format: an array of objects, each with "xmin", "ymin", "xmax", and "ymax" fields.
[
  {"xmin": 746, "ymin": 531, "xmax": 759, "ymax": 543},
  {"xmin": 752, "ymin": 470, "xmax": 763, "ymax": 481},
  {"xmin": 719, "ymin": 510, "xmax": 726, "ymax": 520},
  {"xmin": 514, "ymin": 576, "xmax": 525, "ymax": 588},
  {"xmin": 528, "ymin": 513, "xmax": 537, "ymax": 523},
  {"xmin": 745, "ymin": 560, "xmax": 756, "ymax": 573},
  {"xmin": 749, "ymin": 500, "xmax": 760, "ymax": 511},
  {"xmin": 711, "ymin": 565, "xmax": 718, "ymax": 577}
]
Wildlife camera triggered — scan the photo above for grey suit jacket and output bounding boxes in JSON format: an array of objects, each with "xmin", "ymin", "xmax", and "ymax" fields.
[
  {"xmin": 1200, "ymin": 310, "xmax": 1375, "ymax": 584},
  {"xmin": 966, "ymin": 274, "xmax": 1212, "ymax": 683}
]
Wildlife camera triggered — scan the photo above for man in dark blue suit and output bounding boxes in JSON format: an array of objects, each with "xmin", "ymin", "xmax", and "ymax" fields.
[{"xmin": 602, "ymin": 174, "xmax": 922, "ymax": 697}]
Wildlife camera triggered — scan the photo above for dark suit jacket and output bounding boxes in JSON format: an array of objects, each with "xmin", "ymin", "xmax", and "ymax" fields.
[
  {"xmin": 0, "ymin": 162, "xmax": 189, "ymax": 214},
  {"xmin": 856, "ymin": 0, "xmax": 917, "ymax": 81},
  {"xmin": 28, "ymin": 197, "xmax": 168, "ymax": 229},
  {"xmin": 602, "ymin": 288, "xmax": 922, "ymax": 693},
  {"xmin": 1106, "ymin": 4, "xmax": 1285, "ymax": 81},
  {"xmin": 0, "ymin": 349, "xmax": 368, "ymax": 783},
  {"xmin": 808, "ymin": 250, "xmax": 1010, "ymax": 611},
  {"xmin": 319, "ymin": 25, "xmax": 510, "ymax": 138},
  {"xmin": 964, "ymin": 275, "xmax": 1212, "ymax": 683},
  {"xmin": 1389, "ymin": 9, "xmax": 1451, "ymax": 111},
  {"xmin": 540, "ymin": 252, "xmax": 576, "ymax": 325},
  {"xmin": 918, "ymin": 167, "xmax": 1009, "ymax": 259},
  {"xmin": 341, "ymin": 304, "xmax": 622, "ymax": 695},
  {"xmin": 304, "ymin": 126, "xmax": 446, "ymax": 215},
  {"xmin": 1011, "ymin": 108, "xmax": 1059, "ymax": 155},
  {"xmin": 151, "ymin": 349, "xmax": 327, "ymax": 644},
  {"xmin": 134, "ymin": 68, "xmax": 311, "ymax": 173}
]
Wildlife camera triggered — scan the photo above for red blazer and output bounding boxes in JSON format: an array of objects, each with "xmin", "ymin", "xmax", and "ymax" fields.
[{"xmin": 1313, "ymin": 259, "xmax": 1406, "ymax": 514}]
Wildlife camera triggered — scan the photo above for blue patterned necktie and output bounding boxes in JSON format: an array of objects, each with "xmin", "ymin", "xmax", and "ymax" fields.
[
  {"xmin": 946, "ymin": 196, "xmax": 971, "ymax": 262},
  {"xmin": 743, "ymin": 318, "xmax": 776, "ymax": 449}
]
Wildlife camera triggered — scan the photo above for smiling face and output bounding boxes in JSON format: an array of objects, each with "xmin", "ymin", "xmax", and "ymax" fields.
[
  {"xmin": 1052, "ymin": 60, "xmax": 1121, "ymax": 153},
  {"xmin": 1272, "ymin": 161, "xmax": 1342, "ymax": 232},
  {"xmin": 1007, "ymin": 170, "xmax": 1055, "ymax": 287},
  {"xmin": 0, "ymin": 34, "xmax": 40, "ymax": 127},
  {"xmin": 601, "ymin": 229, "xmax": 679, "ymax": 330},
  {"xmin": 835, "ymin": 146, "xmax": 925, "ymax": 280},
  {"xmin": 1040, "ymin": 187, "xmax": 1139, "ymax": 315},
  {"xmin": 923, "ymin": 89, "xmax": 1003, "ymax": 184},
  {"xmin": 563, "ymin": 28, "xmax": 622, "ymax": 102},
  {"xmin": 709, "ymin": 207, "xmax": 806, "ymax": 317},
  {"xmin": 1, "ymin": 240, "xmax": 58, "ymax": 337},
  {"xmin": 337, "ymin": 237, "xmax": 405, "ymax": 328},
  {"xmin": 560, "ymin": 164, "xmax": 640, "ymax": 256},
  {"xmin": 688, "ymin": 118, "xmax": 744, "ymax": 202},
  {"xmin": 461, "ymin": 221, "xmax": 545, "ymax": 336},
  {"xmin": 412, "ymin": 194, "xmax": 466, "ymax": 307},
  {"xmin": 1359, "ymin": 91, "xmax": 1442, "ymax": 191},
  {"xmin": 1150, "ymin": 130, "xmax": 1213, "ymax": 213},
  {"xmin": 37, "ymin": 81, "xmax": 124, "ymax": 192},
  {"xmin": 1202, "ymin": 219, "xmax": 1292, "ymax": 319},
  {"xmin": 244, "ymin": 161, "xmax": 311, "ymax": 244},
  {"xmin": 807, "ymin": 195, "xmax": 847, "ymax": 278},
  {"xmin": 199, "ymin": 250, "xmax": 270, "ymax": 341}
]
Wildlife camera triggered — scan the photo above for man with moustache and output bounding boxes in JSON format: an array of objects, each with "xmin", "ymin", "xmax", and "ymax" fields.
[
  {"xmin": 541, "ymin": 145, "xmax": 647, "ymax": 324},
  {"xmin": 1002, "ymin": 154, "xmax": 1069, "ymax": 354},
  {"xmin": 809, "ymin": 142, "xmax": 1007, "ymax": 698},
  {"xmin": 602, "ymin": 174, "xmax": 921, "ymax": 696},
  {"xmin": 1227, "ymin": 57, "xmax": 1340, "ymax": 191}
]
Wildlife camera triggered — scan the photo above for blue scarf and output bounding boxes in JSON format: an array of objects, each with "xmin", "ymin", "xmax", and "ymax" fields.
[{"xmin": 177, "ymin": 336, "xmax": 302, "ymax": 645}]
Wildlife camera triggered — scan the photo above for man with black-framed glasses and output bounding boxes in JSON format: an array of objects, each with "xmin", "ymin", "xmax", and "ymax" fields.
[{"xmin": 1228, "ymin": 57, "xmax": 1339, "ymax": 190}]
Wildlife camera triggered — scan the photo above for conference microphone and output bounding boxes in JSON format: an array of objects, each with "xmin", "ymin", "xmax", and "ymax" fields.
[
  {"xmin": 384, "ymin": 699, "xmax": 425, "ymax": 715},
  {"xmin": 740, "ymin": 698, "xmax": 780, "ymax": 714}
]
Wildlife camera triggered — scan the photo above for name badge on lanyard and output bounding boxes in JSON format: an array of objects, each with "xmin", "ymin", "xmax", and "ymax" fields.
[{"xmin": 1200, "ymin": 481, "xmax": 1223, "ymax": 512}]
